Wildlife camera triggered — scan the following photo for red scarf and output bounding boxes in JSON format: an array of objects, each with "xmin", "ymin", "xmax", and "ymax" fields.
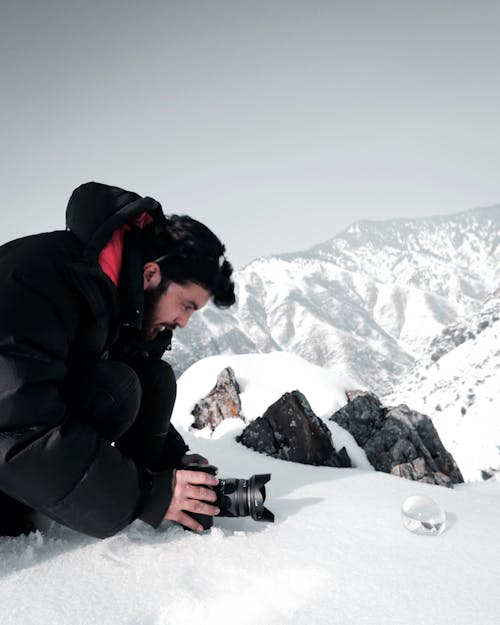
[{"xmin": 98, "ymin": 212, "xmax": 153, "ymax": 286}]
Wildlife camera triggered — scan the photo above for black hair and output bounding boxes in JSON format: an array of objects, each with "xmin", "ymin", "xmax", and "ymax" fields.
[{"xmin": 142, "ymin": 214, "xmax": 236, "ymax": 308}]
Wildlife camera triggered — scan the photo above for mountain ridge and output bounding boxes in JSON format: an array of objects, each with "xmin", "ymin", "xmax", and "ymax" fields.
[{"xmin": 168, "ymin": 204, "xmax": 500, "ymax": 394}]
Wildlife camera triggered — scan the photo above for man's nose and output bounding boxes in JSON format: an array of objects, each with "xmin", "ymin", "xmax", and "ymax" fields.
[{"xmin": 176, "ymin": 310, "xmax": 193, "ymax": 329}]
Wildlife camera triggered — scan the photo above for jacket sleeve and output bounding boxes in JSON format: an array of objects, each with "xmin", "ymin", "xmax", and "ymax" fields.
[{"xmin": 0, "ymin": 270, "xmax": 172, "ymax": 538}]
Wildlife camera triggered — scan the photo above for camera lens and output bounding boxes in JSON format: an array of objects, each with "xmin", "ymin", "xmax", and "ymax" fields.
[
  {"xmin": 248, "ymin": 474, "xmax": 274, "ymax": 522},
  {"xmin": 216, "ymin": 475, "xmax": 274, "ymax": 522},
  {"xmin": 184, "ymin": 464, "xmax": 274, "ymax": 530}
]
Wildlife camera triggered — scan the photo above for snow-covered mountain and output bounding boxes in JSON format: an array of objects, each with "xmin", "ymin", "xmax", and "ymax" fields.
[
  {"xmin": 168, "ymin": 204, "xmax": 500, "ymax": 393},
  {"xmin": 383, "ymin": 289, "xmax": 500, "ymax": 481}
]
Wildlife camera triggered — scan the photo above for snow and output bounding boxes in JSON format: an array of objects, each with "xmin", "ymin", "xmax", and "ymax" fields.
[
  {"xmin": 1, "ymin": 352, "xmax": 499, "ymax": 624},
  {"xmin": 172, "ymin": 352, "xmax": 355, "ymax": 432},
  {"xmin": 387, "ymin": 313, "xmax": 500, "ymax": 481}
]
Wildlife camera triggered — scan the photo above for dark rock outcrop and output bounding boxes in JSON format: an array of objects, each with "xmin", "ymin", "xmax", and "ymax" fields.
[
  {"xmin": 237, "ymin": 390, "xmax": 351, "ymax": 467},
  {"xmin": 191, "ymin": 367, "xmax": 242, "ymax": 430},
  {"xmin": 330, "ymin": 391, "xmax": 463, "ymax": 487}
]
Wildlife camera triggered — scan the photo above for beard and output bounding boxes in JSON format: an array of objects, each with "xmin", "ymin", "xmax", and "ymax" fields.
[{"xmin": 141, "ymin": 282, "xmax": 168, "ymax": 342}]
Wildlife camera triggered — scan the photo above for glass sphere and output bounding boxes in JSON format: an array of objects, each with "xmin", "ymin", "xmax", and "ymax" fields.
[{"xmin": 401, "ymin": 495, "xmax": 446, "ymax": 535}]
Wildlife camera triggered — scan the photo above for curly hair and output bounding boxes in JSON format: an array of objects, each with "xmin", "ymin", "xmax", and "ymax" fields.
[{"xmin": 141, "ymin": 215, "xmax": 236, "ymax": 308}]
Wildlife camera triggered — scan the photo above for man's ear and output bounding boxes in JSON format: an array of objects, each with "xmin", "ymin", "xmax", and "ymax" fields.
[{"xmin": 143, "ymin": 262, "xmax": 162, "ymax": 290}]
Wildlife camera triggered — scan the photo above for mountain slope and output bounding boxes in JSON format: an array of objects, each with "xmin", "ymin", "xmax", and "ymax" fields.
[
  {"xmin": 168, "ymin": 204, "xmax": 500, "ymax": 393},
  {"xmin": 383, "ymin": 289, "xmax": 500, "ymax": 480}
]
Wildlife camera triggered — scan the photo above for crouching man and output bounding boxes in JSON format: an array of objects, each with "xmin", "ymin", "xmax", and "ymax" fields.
[{"xmin": 0, "ymin": 182, "xmax": 235, "ymax": 538}]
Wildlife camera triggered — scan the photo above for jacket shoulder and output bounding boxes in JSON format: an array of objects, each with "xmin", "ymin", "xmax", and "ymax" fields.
[
  {"xmin": 0, "ymin": 230, "xmax": 82, "ymax": 266},
  {"xmin": 0, "ymin": 231, "xmax": 87, "ymax": 334}
]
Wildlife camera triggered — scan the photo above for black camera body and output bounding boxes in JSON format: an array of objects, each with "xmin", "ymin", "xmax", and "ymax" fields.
[{"xmin": 185, "ymin": 464, "xmax": 275, "ymax": 530}]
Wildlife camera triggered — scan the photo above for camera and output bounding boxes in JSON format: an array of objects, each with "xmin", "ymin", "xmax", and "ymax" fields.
[{"xmin": 185, "ymin": 464, "xmax": 275, "ymax": 530}]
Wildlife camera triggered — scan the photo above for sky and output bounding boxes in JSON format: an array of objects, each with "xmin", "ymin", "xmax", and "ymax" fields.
[{"xmin": 2, "ymin": 0, "xmax": 500, "ymax": 268}]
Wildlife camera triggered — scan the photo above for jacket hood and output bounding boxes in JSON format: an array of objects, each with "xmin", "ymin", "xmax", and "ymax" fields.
[{"xmin": 66, "ymin": 182, "xmax": 165, "ymax": 258}]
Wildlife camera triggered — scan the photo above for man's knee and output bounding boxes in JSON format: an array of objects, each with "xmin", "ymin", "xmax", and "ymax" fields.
[
  {"xmin": 129, "ymin": 358, "xmax": 177, "ymax": 400},
  {"xmin": 115, "ymin": 359, "xmax": 178, "ymax": 464},
  {"xmin": 65, "ymin": 359, "xmax": 141, "ymax": 440},
  {"xmin": 152, "ymin": 360, "xmax": 177, "ymax": 397}
]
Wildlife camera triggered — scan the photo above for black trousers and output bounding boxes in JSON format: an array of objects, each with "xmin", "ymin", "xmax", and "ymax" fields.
[{"xmin": 0, "ymin": 357, "xmax": 185, "ymax": 536}]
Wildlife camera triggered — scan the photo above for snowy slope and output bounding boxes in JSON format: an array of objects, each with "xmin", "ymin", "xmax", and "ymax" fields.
[
  {"xmin": 168, "ymin": 205, "xmax": 500, "ymax": 393},
  {"xmin": 1, "ymin": 353, "xmax": 499, "ymax": 625},
  {"xmin": 384, "ymin": 292, "xmax": 500, "ymax": 481}
]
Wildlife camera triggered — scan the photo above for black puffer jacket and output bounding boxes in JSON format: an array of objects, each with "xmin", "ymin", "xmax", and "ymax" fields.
[{"xmin": 0, "ymin": 182, "xmax": 182, "ymax": 538}]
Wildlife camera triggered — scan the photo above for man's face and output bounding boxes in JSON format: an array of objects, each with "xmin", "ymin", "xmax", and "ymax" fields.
[{"xmin": 142, "ymin": 263, "xmax": 211, "ymax": 342}]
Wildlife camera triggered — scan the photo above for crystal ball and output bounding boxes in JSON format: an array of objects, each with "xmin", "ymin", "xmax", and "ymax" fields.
[{"xmin": 401, "ymin": 495, "xmax": 446, "ymax": 535}]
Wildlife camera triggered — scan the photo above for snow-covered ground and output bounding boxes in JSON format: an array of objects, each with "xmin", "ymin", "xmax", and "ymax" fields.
[
  {"xmin": 385, "ymin": 305, "xmax": 500, "ymax": 481},
  {"xmin": 1, "ymin": 353, "xmax": 499, "ymax": 625}
]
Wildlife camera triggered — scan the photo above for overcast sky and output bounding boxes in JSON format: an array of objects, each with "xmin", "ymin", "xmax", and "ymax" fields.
[{"xmin": 2, "ymin": 0, "xmax": 500, "ymax": 268}]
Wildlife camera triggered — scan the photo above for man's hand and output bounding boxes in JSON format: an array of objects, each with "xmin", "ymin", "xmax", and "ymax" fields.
[
  {"xmin": 164, "ymin": 469, "xmax": 220, "ymax": 532},
  {"xmin": 181, "ymin": 453, "xmax": 209, "ymax": 466}
]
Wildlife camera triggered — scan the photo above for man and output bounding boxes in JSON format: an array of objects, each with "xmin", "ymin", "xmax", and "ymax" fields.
[{"xmin": 0, "ymin": 182, "xmax": 235, "ymax": 538}]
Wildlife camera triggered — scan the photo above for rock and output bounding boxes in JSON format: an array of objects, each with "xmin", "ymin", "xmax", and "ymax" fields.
[
  {"xmin": 237, "ymin": 390, "xmax": 351, "ymax": 467},
  {"xmin": 330, "ymin": 391, "xmax": 463, "ymax": 487},
  {"xmin": 390, "ymin": 457, "xmax": 453, "ymax": 486},
  {"xmin": 191, "ymin": 367, "xmax": 242, "ymax": 430},
  {"xmin": 481, "ymin": 466, "xmax": 500, "ymax": 481},
  {"xmin": 345, "ymin": 389, "xmax": 372, "ymax": 402}
]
